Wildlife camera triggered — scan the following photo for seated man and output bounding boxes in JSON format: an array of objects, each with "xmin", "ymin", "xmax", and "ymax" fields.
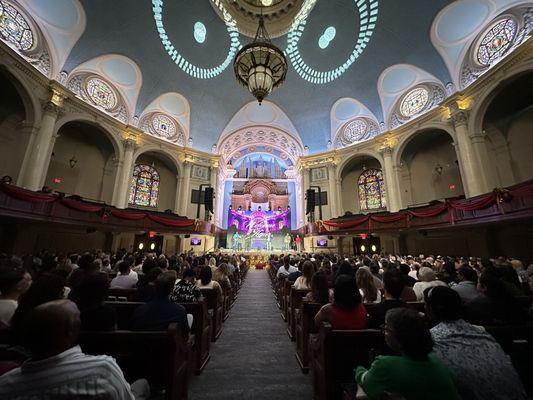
[
  {"xmin": 130, "ymin": 271, "xmax": 189, "ymax": 333},
  {"xmin": 110, "ymin": 261, "xmax": 138, "ymax": 289},
  {"xmin": 0, "ymin": 260, "xmax": 32, "ymax": 328},
  {"xmin": 0, "ymin": 299, "xmax": 145, "ymax": 399},
  {"xmin": 368, "ymin": 269, "xmax": 406, "ymax": 329},
  {"xmin": 356, "ymin": 308, "xmax": 459, "ymax": 400},
  {"xmin": 426, "ymin": 286, "xmax": 526, "ymax": 400}
]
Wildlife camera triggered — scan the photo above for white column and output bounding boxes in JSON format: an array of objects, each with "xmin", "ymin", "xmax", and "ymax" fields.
[
  {"xmin": 179, "ymin": 162, "xmax": 192, "ymax": 217},
  {"xmin": 115, "ymin": 139, "xmax": 136, "ymax": 209},
  {"xmin": 174, "ymin": 175, "xmax": 183, "ymax": 214},
  {"xmin": 210, "ymin": 164, "xmax": 218, "ymax": 225},
  {"xmin": 451, "ymin": 110, "xmax": 488, "ymax": 197},
  {"xmin": 381, "ymin": 147, "xmax": 401, "ymax": 212},
  {"xmin": 471, "ymin": 130, "xmax": 497, "ymax": 190},
  {"xmin": 335, "ymin": 178, "xmax": 344, "ymax": 217},
  {"xmin": 19, "ymin": 102, "xmax": 60, "ymax": 190},
  {"xmin": 327, "ymin": 163, "xmax": 338, "ymax": 218},
  {"xmin": 301, "ymin": 167, "xmax": 310, "ymax": 222}
]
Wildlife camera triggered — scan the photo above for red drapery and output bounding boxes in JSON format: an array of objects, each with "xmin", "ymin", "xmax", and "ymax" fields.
[
  {"xmin": 322, "ymin": 215, "xmax": 369, "ymax": 229},
  {"xmin": 59, "ymin": 198, "xmax": 104, "ymax": 213},
  {"xmin": 0, "ymin": 183, "xmax": 57, "ymax": 203},
  {"xmin": 407, "ymin": 203, "xmax": 448, "ymax": 218},
  {"xmin": 148, "ymin": 214, "xmax": 195, "ymax": 227}
]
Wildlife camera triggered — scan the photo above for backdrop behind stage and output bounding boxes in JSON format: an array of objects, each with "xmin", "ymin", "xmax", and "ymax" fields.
[{"xmin": 226, "ymin": 208, "xmax": 292, "ymax": 251}]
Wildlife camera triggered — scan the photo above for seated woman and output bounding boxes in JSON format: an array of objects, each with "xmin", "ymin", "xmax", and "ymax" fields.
[
  {"xmin": 196, "ymin": 266, "xmax": 223, "ymax": 297},
  {"xmin": 304, "ymin": 272, "xmax": 330, "ymax": 304},
  {"xmin": 293, "ymin": 261, "xmax": 314, "ymax": 290},
  {"xmin": 426, "ymin": 286, "xmax": 527, "ymax": 400},
  {"xmin": 356, "ymin": 308, "xmax": 459, "ymax": 400},
  {"xmin": 170, "ymin": 268, "xmax": 202, "ymax": 303},
  {"xmin": 72, "ymin": 273, "xmax": 116, "ymax": 331},
  {"xmin": 314, "ymin": 275, "xmax": 367, "ymax": 330},
  {"xmin": 213, "ymin": 263, "xmax": 232, "ymax": 291},
  {"xmin": 356, "ymin": 267, "xmax": 382, "ymax": 303}
]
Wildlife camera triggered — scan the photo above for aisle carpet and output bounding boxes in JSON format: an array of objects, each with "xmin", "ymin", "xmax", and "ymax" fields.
[{"xmin": 189, "ymin": 269, "xmax": 312, "ymax": 400}]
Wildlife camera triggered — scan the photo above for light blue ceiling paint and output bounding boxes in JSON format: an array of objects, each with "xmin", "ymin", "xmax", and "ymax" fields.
[
  {"xmin": 100, "ymin": 58, "xmax": 137, "ymax": 86},
  {"xmin": 436, "ymin": 0, "xmax": 489, "ymax": 43}
]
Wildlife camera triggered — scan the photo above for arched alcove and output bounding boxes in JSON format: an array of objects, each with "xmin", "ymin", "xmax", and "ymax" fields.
[
  {"xmin": 45, "ymin": 121, "xmax": 118, "ymax": 203},
  {"xmin": 130, "ymin": 151, "xmax": 179, "ymax": 213},
  {"xmin": 398, "ymin": 129, "xmax": 464, "ymax": 206}
]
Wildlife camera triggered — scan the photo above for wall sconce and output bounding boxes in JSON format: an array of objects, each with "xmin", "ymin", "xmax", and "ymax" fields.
[
  {"xmin": 434, "ymin": 164, "xmax": 443, "ymax": 175},
  {"xmin": 69, "ymin": 156, "xmax": 78, "ymax": 169}
]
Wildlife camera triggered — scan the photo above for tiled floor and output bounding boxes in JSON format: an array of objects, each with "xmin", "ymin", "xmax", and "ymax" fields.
[{"xmin": 189, "ymin": 269, "xmax": 312, "ymax": 400}]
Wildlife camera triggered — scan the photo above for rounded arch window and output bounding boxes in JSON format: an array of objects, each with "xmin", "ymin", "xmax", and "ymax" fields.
[
  {"xmin": 151, "ymin": 113, "xmax": 177, "ymax": 139},
  {"xmin": 476, "ymin": 18, "xmax": 518, "ymax": 67},
  {"xmin": 399, "ymin": 87, "xmax": 430, "ymax": 118},
  {"xmin": 0, "ymin": 0, "xmax": 34, "ymax": 51},
  {"xmin": 358, "ymin": 168, "xmax": 386, "ymax": 211},
  {"xmin": 85, "ymin": 77, "xmax": 118, "ymax": 110},
  {"xmin": 128, "ymin": 164, "xmax": 160, "ymax": 208},
  {"xmin": 344, "ymin": 119, "xmax": 368, "ymax": 143}
]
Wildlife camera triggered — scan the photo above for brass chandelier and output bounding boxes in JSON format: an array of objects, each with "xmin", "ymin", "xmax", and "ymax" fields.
[{"xmin": 233, "ymin": 12, "xmax": 287, "ymax": 104}]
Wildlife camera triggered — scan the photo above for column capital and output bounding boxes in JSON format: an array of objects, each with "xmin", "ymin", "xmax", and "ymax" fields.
[
  {"xmin": 41, "ymin": 100, "xmax": 61, "ymax": 117},
  {"xmin": 450, "ymin": 108, "xmax": 470, "ymax": 128},
  {"xmin": 379, "ymin": 146, "xmax": 394, "ymax": 157},
  {"xmin": 122, "ymin": 138, "xmax": 137, "ymax": 151}
]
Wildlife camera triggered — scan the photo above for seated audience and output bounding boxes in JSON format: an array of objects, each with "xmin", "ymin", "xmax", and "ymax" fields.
[
  {"xmin": 170, "ymin": 268, "xmax": 202, "ymax": 303},
  {"xmin": 130, "ymin": 271, "xmax": 189, "ymax": 333},
  {"xmin": 315, "ymin": 275, "xmax": 367, "ymax": 330},
  {"xmin": 356, "ymin": 267, "xmax": 381, "ymax": 303},
  {"xmin": 412, "ymin": 267, "xmax": 447, "ymax": 301},
  {"xmin": 196, "ymin": 266, "xmax": 223, "ymax": 297},
  {"xmin": 304, "ymin": 272, "xmax": 330, "ymax": 304},
  {"xmin": 451, "ymin": 266, "xmax": 479, "ymax": 303},
  {"xmin": 276, "ymin": 255, "xmax": 298, "ymax": 279},
  {"xmin": 465, "ymin": 272, "xmax": 526, "ymax": 325},
  {"xmin": 213, "ymin": 263, "xmax": 232, "ymax": 291},
  {"xmin": 0, "ymin": 300, "xmax": 142, "ymax": 399},
  {"xmin": 288, "ymin": 259, "xmax": 303, "ymax": 282},
  {"xmin": 356, "ymin": 308, "xmax": 459, "ymax": 400},
  {"xmin": 425, "ymin": 286, "xmax": 526, "ymax": 400},
  {"xmin": 110, "ymin": 261, "xmax": 138, "ymax": 289},
  {"xmin": 399, "ymin": 263, "xmax": 417, "ymax": 287},
  {"xmin": 0, "ymin": 260, "xmax": 32, "ymax": 328},
  {"xmin": 293, "ymin": 261, "xmax": 314, "ymax": 290},
  {"xmin": 368, "ymin": 269, "xmax": 406, "ymax": 329},
  {"xmin": 72, "ymin": 273, "xmax": 116, "ymax": 331},
  {"xmin": 133, "ymin": 267, "xmax": 162, "ymax": 302}
]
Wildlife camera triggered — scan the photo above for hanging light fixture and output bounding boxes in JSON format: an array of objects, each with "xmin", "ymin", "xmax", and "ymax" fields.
[
  {"xmin": 233, "ymin": 10, "xmax": 287, "ymax": 104},
  {"xmin": 69, "ymin": 155, "xmax": 78, "ymax": 169}
]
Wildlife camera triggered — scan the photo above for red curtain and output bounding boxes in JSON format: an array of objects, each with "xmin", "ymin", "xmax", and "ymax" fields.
[
  {"xmin": 323, "ymin": 215, "xmax": 369, "ymax": 229},
  {"xmin": 370, "ymin": 213, "xmax": 406, "ymax": 223},
  {"xmin": 110, "ymin": 209, "xmax": 147, "ymax": 220},
  {"xmin": 148, "ymin": 214, "xmax": 195, "ymax": 227},
  {"xmin": 0, "ymin": 183, "xmax": 57, "ymax": 203},
  {"xmin": 59, "ymin": 198, "xmax": 103, "ymax": 213},
  {"xmin": 449, "ymin": 194, "xmax": 495, "ymax": 211},
  {"xmin": 408, "ymin": 203, "xmax": 448, "ymax": 218}
]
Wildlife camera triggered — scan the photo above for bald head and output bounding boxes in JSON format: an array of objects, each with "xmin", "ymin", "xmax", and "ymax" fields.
[{"xmin": 23, "ymin": 300, "xmax": 81, "ymax": 359}]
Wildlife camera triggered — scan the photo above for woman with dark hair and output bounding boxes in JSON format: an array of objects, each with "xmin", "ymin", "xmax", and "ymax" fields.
[
  {"xmin": 304, "ymin": 272, "xmax": 330, "ymax": 304},
  {"xmin": 356, "ymin": 267, "xmax": 381, "ymax": 303},
  {"xmin": 334, "ymin": 260, "xmax": 355, "ymax": 281},
  {"xmin": 356, "ymin": 308, "xmax": 459, "ymax": 399},
  {"xmin": 293, "ymin": 261, "xmax": 314, "ymax": 290},
  {"xmin": 196, "ymin": 265, "xmax": 223, "ymax": 297},
  {"xmin": 72, "ymin": 273, "xmax": 116, "ymax": 331},
  {"xmin": 314, "ymin": 275, "xmax": 367, "ymax": 330},
  {"xmin": 426, "ymin": 286, "xmax": 526, "ymax": 400},
  {"xmin": 465, "ymin": 272, "xmax": 526, "ymax": 325}
]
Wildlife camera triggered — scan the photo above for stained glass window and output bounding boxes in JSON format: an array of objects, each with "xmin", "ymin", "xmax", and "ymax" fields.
[
  {"xmin": 151, "ymin": 113, "xmax": 177, "ymax": 139},
  {"xmin": 0, "ymin": 1, "xmax": 34, "ymax": 51},
  {"xmin": 343, "ymin": 119, "xmax": 368, "ymax": 143},
  {"xmin": 477, "ymin": 18, "xmax": 517, "ymax": 66},
  {"xmin": 85, "ymin": 77, "xmax": 117, "ymax": 110},
  {"xmin": 128, "ymin": 164, "xmax": 160, "ymax": 208},
  {"xmin": 400, "ymin": 87, "xmax": 429, "ymax": 118},
  {"xmin": 358, "ymin": 168, "xmax": 386, "ymax": 211}
]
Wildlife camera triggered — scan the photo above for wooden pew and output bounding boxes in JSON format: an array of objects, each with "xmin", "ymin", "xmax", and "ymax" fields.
[
  {"xmin": 107, "ymin": 288, "xmax": 137, "ymax": 302},
  {"xmin": 311, "ymin": 323, "xmax": 386, "ymax": 400},
  {"xmin": 79, "ymin": 323, "xmax": 191, "ymax": 400},
  {"xmin": 200, "ymin": 288, "xmax": 223, "ymax": 342},
  {"xmin": 287, "ymin": 288, "xmax": 310, "ymax": 341},
  {"xmin": 105, "ymin": 300, "xmax": 211, "ymax": 375},
  {"xmin": 295, "ymin": 301, "xmax": 324, "ymax": 373},
  {"xmin": 281, "ymin": 279, "xmax": 292, "ymax": 321}
]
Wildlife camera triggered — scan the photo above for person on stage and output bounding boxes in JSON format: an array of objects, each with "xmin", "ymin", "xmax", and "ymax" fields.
[
  {"xmin": 266, "ymin": 232, "xmax": 272, "ymax": 252},
  {"xmin": 232, "ymin": 232, "xmax": 240, "ymax": 251},
  {"xmin": 295, "ymin": 235, "xmax": 302, "ymax": 252},
  {"xmin": 284, "ymin": 233, "xmax": 292, "ymax": 251}
]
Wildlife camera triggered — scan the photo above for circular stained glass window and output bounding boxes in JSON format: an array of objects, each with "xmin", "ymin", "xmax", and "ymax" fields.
[
  {"xmin": 0, "ymin": 1, "xmax": 34, "ymax": 51},
  {"xmin": 343, "ymin": 119, "xmax": 368, "ymax": 143},
  {"xmin": 400, "ymin": 87, "xmax": 430, "ymax": 118},
  {"xmin": 151, "ymin": 113, "xmax": 177, "ymax": 139},
  {"xmin": 85, "ymin": 77, "xmax": 117, "ymax": 110},
  {"xmin": 476, "ymin": 18, "xmax": 518, "ymax": 67}
]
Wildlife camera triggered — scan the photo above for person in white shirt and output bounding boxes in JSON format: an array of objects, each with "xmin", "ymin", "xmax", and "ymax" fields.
[
  {"xmin": 0, "ymin": 261, "xmax": 32, "ymax": 328},
  {"xmin": 276, "ymin": 256, "xmax": 298, "ymax": 279},
  {"xmin": 293, "ymin": 261, "xmax": 314, "ymax": 290},
  {"xmin": 413, "ymin": 267, "xmax": 447, "ymax": 301},
  {"xmin": 0, "ymin": 299, "xmax": 147, "ymax": 400},
  {"xmin": 110, "ymin": 262, "xmax": 138, "ymax": 289}
]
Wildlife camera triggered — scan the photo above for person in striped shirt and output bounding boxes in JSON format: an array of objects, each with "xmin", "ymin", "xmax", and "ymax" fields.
[{"xmin": 0, "ymin": 299, "xmax": 145, "ymax": 399}]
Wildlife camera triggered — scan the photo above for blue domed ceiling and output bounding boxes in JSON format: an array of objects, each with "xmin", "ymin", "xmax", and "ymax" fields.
[{"xmin": 64, "ymin": 0, "xmax": 453, "ymax": 152}]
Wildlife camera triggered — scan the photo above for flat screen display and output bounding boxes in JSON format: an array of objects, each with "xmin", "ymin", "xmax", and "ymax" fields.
[
  {"xmin": 190, "ymin": 238, "xmax": 202, "ymax": 246},
  {"xmin": 316, "ymin": 239, "xmax": 328, "ymax": 247}
]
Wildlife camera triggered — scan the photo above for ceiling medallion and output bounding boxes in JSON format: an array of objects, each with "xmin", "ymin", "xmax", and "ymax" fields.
[{"xmin": 233, "ymin": 13, "xmax": 287, "ymax": 104}]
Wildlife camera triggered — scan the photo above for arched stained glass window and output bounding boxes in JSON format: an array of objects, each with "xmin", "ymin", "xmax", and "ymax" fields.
[
  {"xmin": 151, "ymin": 113, "xmax": 177, "ymax": 139},
  {"xmin": 344, "ymin": 119, "xmax": 368, "ymax": 143},
  {"xmin": 358, "ymin": 168, "xmax": 386, "ymax": 211},
  {"xmin": 128, "ymin": 164, "xmax": 160, "ymax": 207},
  {"xmin": 400, "ymin": 87, "xmax": 429, "ymax": 118},
  {"xmin": 85, "ymin": 77, "xmax": 117, "ymax": 110},
  {"xmin": 0, "ymin": 1, "xmax": 34, "ymax": 51},
  {"xmin": 476, "ymin": 18, "xmax": 517, "ymax": 66}
]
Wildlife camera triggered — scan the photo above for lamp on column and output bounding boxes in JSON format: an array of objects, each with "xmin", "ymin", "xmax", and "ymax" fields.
[
  {"xmin": 434, "ymin": 164, "xmax": 443, "ymax": 175},
  {"xmin": 69, "ymin": 155, "xmax": 78, "ymax": 168}
]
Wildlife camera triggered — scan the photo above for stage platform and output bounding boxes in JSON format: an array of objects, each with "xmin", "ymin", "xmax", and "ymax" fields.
[{"xmin": 218, "ymin": 249, "xmax": 297, "ymax": 269}]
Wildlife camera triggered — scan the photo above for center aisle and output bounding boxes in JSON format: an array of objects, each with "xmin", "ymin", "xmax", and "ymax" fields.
[{"xmin": 189, "ymin": 269, "xmax": 312, "ymax": 400}]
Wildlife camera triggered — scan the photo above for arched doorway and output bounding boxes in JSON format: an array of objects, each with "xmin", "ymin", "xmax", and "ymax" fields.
[
  {"xmin": 45, "ymin": 121, "xmax": 118, "ymax": 203},
  {"xmin": 398, "ymin": 129, "xmax": 464, "ymax": 206}
]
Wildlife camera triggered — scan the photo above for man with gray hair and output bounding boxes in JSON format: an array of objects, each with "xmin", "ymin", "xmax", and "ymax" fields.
[{"xmin": 413, "ymin": 266, "xmax": 447, "ymax": 301}]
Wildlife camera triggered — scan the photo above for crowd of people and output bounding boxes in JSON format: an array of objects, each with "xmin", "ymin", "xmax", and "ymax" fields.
[
  {"xmin": 0, "ymin": 248, "xmax": 531, "ymax": 399},
  {"xmin": 271, "ymin": 252, "xmax": 532, "ymax": 400},
  {"xmin": 0, "ymin": 249, "xmax": 246, "ymax": 398}
]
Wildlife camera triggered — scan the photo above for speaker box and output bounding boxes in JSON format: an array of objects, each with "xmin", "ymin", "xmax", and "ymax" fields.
[
  {"xmin": 204, "ymin": 187, "xmax": 214, "ymax": 213},
  {"xmin": 305, "ymin": 189, "xmax": 316, "ymax": 215}
]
